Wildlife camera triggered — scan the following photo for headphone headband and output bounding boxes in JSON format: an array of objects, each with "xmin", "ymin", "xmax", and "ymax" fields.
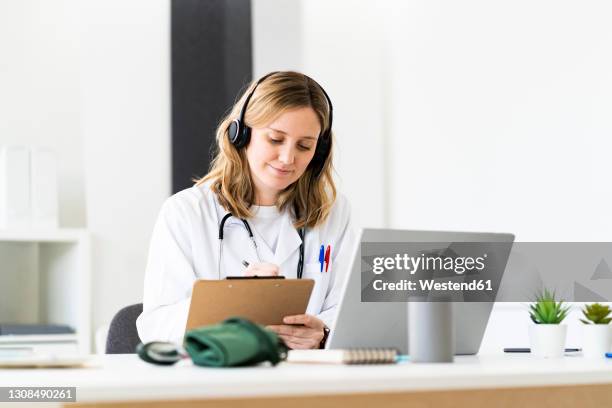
[
  {"xmin": 227, "ymin": 72, "xmax": 333, "ymax": 178},
  {"xmin": 238, "ymin": 72, "xmax": 277, "ymax": 133}
]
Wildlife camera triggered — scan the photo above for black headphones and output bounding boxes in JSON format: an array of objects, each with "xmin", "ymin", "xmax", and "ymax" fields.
[{"xmin": 227, "ymin": 72, "xmax": 333, "ymax": 178}]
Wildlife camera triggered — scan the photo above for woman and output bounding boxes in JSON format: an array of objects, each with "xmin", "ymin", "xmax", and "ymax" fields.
[{"xmin": 136, "ymin": 71, "xmax": 355, "ymax": 349}]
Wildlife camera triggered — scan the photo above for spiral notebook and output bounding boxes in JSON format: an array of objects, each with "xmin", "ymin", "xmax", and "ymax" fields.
[{"xmin": 287, "ymin": 349, "xmax": 400, "ymax": 365}]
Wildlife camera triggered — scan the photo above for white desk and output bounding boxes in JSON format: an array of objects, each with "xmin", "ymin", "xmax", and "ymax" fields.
[{"xmin": 2, "ymin": 354, "xmax": 612, "ymax": 407}]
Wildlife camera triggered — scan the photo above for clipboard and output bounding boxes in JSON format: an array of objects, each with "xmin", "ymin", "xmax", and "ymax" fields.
[{"xmin": 185, "ymin": 278, "xmax": 315, "ymax": 331}]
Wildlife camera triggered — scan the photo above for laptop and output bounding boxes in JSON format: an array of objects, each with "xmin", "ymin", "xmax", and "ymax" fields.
[{"xmin": 326, "ymin": 229, "xmax": 514, "ymax": 354}]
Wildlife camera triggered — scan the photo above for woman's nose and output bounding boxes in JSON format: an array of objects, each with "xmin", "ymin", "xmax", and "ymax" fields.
[{"xmin": 278, "ymin": 145, "xmax": 295, "ymax": 165}]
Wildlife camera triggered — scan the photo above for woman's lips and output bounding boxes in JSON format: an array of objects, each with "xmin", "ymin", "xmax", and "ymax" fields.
[{"xmin": 268, "ymin": 164, "xmax": 294, "ymax": 176}]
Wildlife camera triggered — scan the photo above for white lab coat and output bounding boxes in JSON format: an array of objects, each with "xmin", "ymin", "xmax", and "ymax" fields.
[{"xmin": 136, "ymin": 182, "xmax": 356, "ymax": 344}]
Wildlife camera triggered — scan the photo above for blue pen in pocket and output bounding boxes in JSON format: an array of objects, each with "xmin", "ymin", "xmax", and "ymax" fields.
[{"xmin": 318, "ymin": 245, "xmax": 325, "ymax": 272}]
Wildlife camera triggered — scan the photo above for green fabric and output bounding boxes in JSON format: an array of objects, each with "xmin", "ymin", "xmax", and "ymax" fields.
[{"xmin": 184, "ymin": 317, "xmax": 288, "ymax": 367}]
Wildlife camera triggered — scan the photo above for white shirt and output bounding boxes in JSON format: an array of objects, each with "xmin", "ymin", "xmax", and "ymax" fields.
[
  {"xmin": 136, "ymin": 182, "xmax": 356, "ymax": 344},
  {"xmin": 249, "ymin": 205, "xmax": 283, "ymax": 254}
]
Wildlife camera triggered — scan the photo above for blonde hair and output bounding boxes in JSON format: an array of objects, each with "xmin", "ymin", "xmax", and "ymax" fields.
[{"xmin": 195, "ymin": 71, "xmax": 336, "ymax": 229}]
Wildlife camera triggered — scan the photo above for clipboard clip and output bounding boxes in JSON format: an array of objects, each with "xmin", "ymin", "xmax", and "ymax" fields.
[{"xmin": 225, "ymin": 276, "xmax": 286, "ymax": 280}]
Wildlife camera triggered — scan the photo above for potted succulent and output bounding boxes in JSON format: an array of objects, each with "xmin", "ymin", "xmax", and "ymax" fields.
[
  {"xmin": 580, "ymin": 303, "xmax": 612, "ymax": 358},
  {"xmin": 528, "ymin": 289, "xmax": 570, "ymax": 358}
]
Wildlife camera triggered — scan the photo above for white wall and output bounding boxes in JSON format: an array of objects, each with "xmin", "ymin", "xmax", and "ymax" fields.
[
  {"xmin": 0, "ymin": 0, "xmax": 85, "ymax": 227},
  {"xmin": 79, "ymin": 0, "xmax": 171, "ymax": 338},
  {"xmin": 252, "ymin": 0, "xmax": 302, "ymax": 74},
  {"xmin": 1, "ymin": 0, "xmax": 171, "ymax": 347},
  {"xmin": 384, "ymin": 0, "xmax": 612, "ymax": 242}
]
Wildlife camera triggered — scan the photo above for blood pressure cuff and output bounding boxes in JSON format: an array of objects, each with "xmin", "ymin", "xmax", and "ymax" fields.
[{"xmin": 184, "ymin": 317, "xmax": 288, "ymax": 367}]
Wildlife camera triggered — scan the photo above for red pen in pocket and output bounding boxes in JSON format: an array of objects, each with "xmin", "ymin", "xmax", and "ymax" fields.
[{"xmin": 324, "ymin": 245, "xmax": 331, "ymax": 272}]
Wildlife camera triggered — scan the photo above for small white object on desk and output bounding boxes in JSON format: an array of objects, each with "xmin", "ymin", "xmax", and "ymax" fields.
[
  {"xmin": 30, "ymin": 147, "xmax": 59, "ymax": 228},
  {"xmin": 0, "ymin": 146, "xmax": 30, "ymax": 229}
]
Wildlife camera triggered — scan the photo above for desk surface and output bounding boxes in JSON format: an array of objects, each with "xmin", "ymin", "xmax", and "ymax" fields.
[{"xmin": 1, "ymin": 353, "xmax": 612, "ymax": 404}]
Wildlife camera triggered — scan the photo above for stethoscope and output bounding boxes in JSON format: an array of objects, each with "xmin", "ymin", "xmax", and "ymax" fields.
[{"xmin": 217, "ymin": 213, "xmax": 305, "ymax": 280}]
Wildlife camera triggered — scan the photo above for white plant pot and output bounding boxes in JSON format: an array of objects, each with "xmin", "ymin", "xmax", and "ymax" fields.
[
  {"xmin": 582, "ymin": 324, "xmax": 612, "ymax": 359},
  {"xmin": 528, "ymin": 324, "xmax": 567, "ymax": 358}
]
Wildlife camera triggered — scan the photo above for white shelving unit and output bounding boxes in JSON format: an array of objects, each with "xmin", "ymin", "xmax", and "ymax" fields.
[{"xmin": 0, "ymin": 228, "xmax": 90, "ymax": 354}]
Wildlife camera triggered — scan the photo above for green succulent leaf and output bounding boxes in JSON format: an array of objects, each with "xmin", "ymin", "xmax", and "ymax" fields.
[
  {"xmin": 581, "ymin": 303, "xmax": 612, "ymax": 324},
  {"xmin": 528, "ymin": 289, "xmax": 570, "ymax": 324}
]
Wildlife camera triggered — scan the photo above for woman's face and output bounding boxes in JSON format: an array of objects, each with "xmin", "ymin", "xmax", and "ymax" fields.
[{"xmin": 246, "ymin": 106, "xmax": 321, "ymax": 205}]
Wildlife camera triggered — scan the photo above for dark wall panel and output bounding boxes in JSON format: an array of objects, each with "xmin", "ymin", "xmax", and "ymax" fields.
[{"xmin": 171, "ymin": 0, "xmax": 252, "ymax": 193}]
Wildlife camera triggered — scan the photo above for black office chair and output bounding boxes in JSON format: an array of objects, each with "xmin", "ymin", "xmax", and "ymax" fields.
[{"xmin": 106, "ymin": 303, "xmax": 143, "ymax": 354}]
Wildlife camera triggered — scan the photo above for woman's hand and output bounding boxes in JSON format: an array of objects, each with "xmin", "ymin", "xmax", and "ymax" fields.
[
  {"xmin": 243, "ymin": 262, "xmax": 280, "ymax": 277},
  {"xmin": 267, "ymin": 314, "xmax": 326, "ymax": 350}
]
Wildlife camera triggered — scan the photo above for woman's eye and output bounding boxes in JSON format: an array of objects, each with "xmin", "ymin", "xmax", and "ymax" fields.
[
  {"xmin": 269, "ymin": 138, "xmax": 283, "ymax": 145},
  {"xmin": 298, "ymin": 144, "xmax": 312, "ymax": 151}
]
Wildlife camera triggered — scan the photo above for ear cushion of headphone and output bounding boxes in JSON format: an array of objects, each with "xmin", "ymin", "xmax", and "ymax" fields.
[
  {"xmin": 228, "ymin": 120, "xmax": 241, "ymax": 145},
  {"xmin": 228, "ymin": 120, "xmax": 251, "ymax": 149},
  {"xmin": 236, "ymin": 125, "xmax": 251, "ymax": 149},
  {"xmin": 310, "ymin": 131, "xmax": 332, "ymax": 178}
]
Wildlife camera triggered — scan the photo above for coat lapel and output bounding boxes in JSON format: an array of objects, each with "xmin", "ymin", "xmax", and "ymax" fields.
[{"xmin": 273, "ymin": 211, "xmax": 303, "ymax": 267}]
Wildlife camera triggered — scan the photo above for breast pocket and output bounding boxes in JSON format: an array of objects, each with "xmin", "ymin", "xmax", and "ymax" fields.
[{"xmin": 302, "ymin": 261, "xmax": 332, "ymax": 315}]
